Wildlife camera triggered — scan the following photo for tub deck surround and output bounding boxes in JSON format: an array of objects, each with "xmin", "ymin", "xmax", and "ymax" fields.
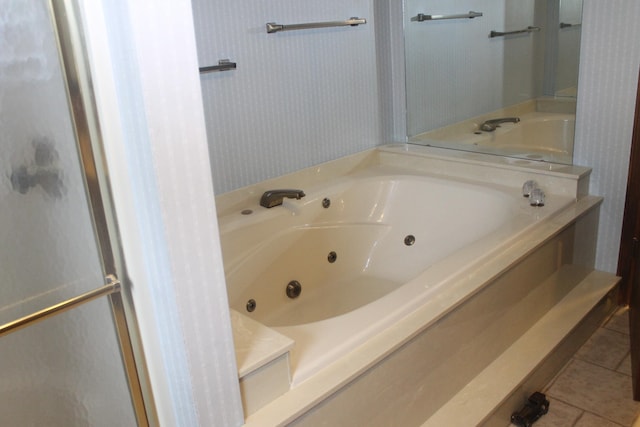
[
  {"xmin": 378, "ymin": 145, "xmax": 592, "ymax": 199},
  {"xmin": 214, "ymin": 145, "xmax": 603, "ymax": 425},
  {"xmin": 230, "ymin": 309, "xmax": 293, "ymax": 379},
  {"xmin": 230, "ymin": 310, "xmax": 294, "ymax": 417}
]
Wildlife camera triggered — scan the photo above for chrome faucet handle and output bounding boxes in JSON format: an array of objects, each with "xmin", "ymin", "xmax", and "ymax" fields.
[
  {"xmin": 529, "ymin": 188, "xmax": 545, "ymax": 207},
  {"xmin": 522, "ymin": 180, "xmax": 538, "ymax": 198}
]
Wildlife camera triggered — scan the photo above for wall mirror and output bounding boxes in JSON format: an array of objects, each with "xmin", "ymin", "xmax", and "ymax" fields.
[{"xmin": 405, "ymin": 0, "xmax": 582, "ymax": 165}]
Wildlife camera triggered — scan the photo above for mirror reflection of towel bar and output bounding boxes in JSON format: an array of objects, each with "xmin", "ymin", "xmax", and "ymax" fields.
[
  {"xmin": 490, "ymin": 26, "xmax": 541, "ymax": 38},
  {"xmin": 266, "ymin": 17, "xmax": 366, "ymax": 34},
  {"xmin": 411, "ymin": 11, "xmax": 483, "ymax": 22}
]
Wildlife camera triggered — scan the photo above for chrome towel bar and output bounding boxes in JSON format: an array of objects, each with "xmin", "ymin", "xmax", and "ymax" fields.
[
  {"xmin": 560, "ymin": 22, "xmax": 582, "ymax": 29},
  {"xmin": 266, "ymin": 17, "xmax": 366, "ymax": 34},
  {"xmin": 199, "ymin": 59, "xmax": 237, "ymax": 74},
  {"xmin": 411, "ymin": 11, "xmax": 483, "ymax": 22},
  {"xmin": 490, "ymin": 26, "xmax": 541, "ymax": 38}
]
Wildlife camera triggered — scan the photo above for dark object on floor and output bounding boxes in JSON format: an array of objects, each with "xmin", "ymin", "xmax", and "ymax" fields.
[{"xmin": 510, "ymin": 392, "xmax": 550, "ymax": 427}]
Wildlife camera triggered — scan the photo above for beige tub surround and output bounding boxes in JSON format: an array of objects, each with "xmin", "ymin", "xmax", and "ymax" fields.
[{"xmin": 230, "ymin": 310, "xmax": 293, "ymax": 417}]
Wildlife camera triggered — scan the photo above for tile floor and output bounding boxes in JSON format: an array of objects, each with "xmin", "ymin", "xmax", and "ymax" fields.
[{"xmin": 535, "ymin": 307, "xmax": 640, "ymax": 427}]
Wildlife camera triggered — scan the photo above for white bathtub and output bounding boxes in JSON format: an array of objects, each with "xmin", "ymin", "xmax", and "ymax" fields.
[{"xmin": 219, "ymin": 162, "xmax": 575, "ymax": 386}]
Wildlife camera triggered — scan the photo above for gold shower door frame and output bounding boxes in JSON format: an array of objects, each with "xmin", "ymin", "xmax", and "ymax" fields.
[{"xmin": 0, "ymin": 1, "xmax": 156, "ymax": 425}]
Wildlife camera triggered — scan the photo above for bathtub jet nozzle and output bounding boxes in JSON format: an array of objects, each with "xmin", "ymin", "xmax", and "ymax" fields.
[
  {"xmin": 286, "ymin": 280, "xmax": 302, "ymax": 299},
  {"xmin": 260, "ymin": 189, "xmax": 306, "ymax": 208}
]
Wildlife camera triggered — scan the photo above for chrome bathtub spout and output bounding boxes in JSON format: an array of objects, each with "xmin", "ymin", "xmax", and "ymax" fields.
[
  {"xmin": 479, "ymin": 117, "xmax": 520, "ymax": 132},
  {"xmin": 260, "ymin": 189, "xmax": 306, "ymax": 208}
]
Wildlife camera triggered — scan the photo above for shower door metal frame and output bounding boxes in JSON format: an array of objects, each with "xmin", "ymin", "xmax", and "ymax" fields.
[{"xmin": 0, "ymin": 1, "xmax": 157, "ymax": 425}]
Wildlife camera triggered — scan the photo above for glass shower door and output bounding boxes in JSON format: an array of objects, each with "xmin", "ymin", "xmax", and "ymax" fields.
[{"xmin": 0, "ymin": 1, "xmax": 146, "ymax": 425}]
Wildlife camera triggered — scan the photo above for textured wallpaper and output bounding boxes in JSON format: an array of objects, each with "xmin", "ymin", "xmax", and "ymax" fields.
[
  {"xmin": 574, "ymin": 0, "xmax": 640, "ymax": 273},
  {"xmin": 192, "ymin": 0, "xmax": 384, "ymax": 193}
]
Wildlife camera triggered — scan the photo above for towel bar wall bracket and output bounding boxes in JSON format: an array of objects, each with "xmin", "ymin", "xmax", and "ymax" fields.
[{"xmin": 199, "ymin": 59, "xmax": 237, "ymax": 74}]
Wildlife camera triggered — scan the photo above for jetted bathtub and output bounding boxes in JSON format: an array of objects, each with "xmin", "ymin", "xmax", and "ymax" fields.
[{"xmin": 219, "ymin": 163, "xmax": 575, "ymax": 386}]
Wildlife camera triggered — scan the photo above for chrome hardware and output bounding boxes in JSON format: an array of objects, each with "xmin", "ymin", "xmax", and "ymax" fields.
[
  {"xmin": 522, "ymin": 180, "xmax": 538, "ymax": 198},
  {"xmin": 266, "ymin": 17, "xmax": 366, "ymax": 34},
  {"xmin": 560, "ymin": 22, "xmax": 582, "ymax": 29},
  {"xmin": 246, "ymin": 299, "xmax": 257, "ymax": 312},
  {"xmin": 0, "ymin": 276, "xmax": 121, "ymax": 338},
  {"xmin": 412, "ymin": 11, "xmax": 483, "ymax": 22},
  {"xmin": 260, "ymin": 189, "xmax": 305, "ymax": 208},
  {"xmin": 530, "ymin": 188, "xmax": 546, "ymax": 207},
  {"xmin": 490, "ymin": 26, "xmax": 541, "ymax": 38},
  {"xmin": 327, "ymin": 251, "xmax": 337, "ymax": 263},
  {"xmin": 322, "ymin": 198, "xmax": 331, "ymax": 208},
  {"xmin": 286, "ymin": 281, "xmax": 302, "ymax": 299},
  {"xmin": 199, "ymin": 59, "xmax": 237, "ymax": 74},
  {"xmin": 479, "ymin": 117, "xmax": 520, "ymax": 132}
]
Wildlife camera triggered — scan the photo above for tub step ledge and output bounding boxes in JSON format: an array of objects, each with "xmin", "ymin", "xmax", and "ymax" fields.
[
  {"xmin": 230, "ymin": 309, "xmax": 295, "ymax": 417},
  {"xmin": 421, "ymin": 268, "xmax": 620, "ymax": 427}
]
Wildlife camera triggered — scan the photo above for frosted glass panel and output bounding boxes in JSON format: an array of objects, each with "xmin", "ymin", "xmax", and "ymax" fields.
[
  {"xmin": 0, "ymin": 298, "xmax": 136, "ymax": 426},
  {"xmin": 0, "ymin": 1, "xmax": 138, "ymax": 425},
  {"xmin": 0, "ymin": 0, "xmax": 104, "ymax": 324}
]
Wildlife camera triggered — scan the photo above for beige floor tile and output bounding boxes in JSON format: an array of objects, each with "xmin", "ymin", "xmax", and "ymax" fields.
[
  {"xmin": 575, "ymin": 412, "xmax": 624, "ymax": 427},
  {"xmin": 547, "ymin": 359, "xmax": 640, "ymax": 425},
  {"xmin": 575, "ymin": 328, "xmax": 630, "ymax": 370},
  {"xmin": 605, "ymin": 308, "xmax": 630, "ymax": 335},
  {"xmin": 534, "ymin": 398, "xmax": 582, "ymax": 427},
  {"xmin": 618, "ymin": 354, "xmax": 632, "ymax": 377}
]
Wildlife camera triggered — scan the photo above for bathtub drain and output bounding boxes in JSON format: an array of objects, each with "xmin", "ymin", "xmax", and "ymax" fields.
[
  {"xmin": 246, "ymin": 299, "xmax": 256, "ymax": 312},
  {"xmin": 404, "ymin": 235, "xmax": 416, "ymax": 246},
  {"xmin": 328, "ymin": 251, "xmax": 337, "ymax": 263}
]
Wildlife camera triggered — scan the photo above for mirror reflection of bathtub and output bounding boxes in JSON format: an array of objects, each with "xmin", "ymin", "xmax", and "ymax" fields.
[
  {"xmin": 409, "ymin": 98, "xmax": 576, "ymax": 164},
  {"xmin": 404, "ymin": 0, "xmax": 583, "ymax": 165}
]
